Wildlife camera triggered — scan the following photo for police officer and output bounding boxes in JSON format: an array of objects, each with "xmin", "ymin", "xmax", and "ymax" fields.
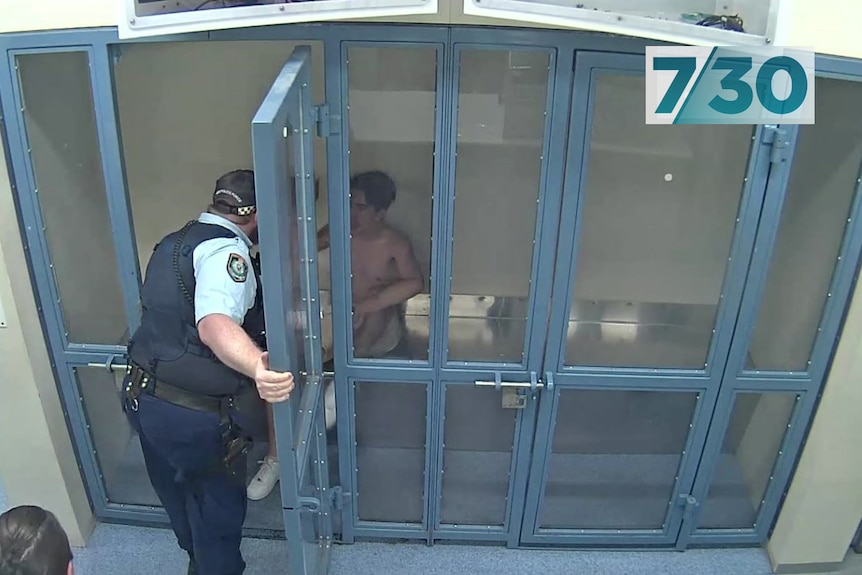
[{"xmin": 122, "ymin": 169, "xmax": 293, "ymax": 575}]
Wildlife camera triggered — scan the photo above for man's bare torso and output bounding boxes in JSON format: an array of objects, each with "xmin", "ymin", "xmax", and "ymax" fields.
[
  {"xmin": 351, "ymin": 224, "xmax": 404, "ymax": 302},
  {"xmin": 351, "ymin": 224, "xmax": 411, "ymax": 357}
]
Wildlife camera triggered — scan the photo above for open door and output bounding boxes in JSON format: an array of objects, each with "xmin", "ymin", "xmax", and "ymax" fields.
[{"xmin": 252, "ymin": 46, "xmax": 331, "ymax": 574}]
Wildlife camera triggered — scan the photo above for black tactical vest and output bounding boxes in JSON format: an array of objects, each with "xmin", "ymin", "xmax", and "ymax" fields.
[{"xmin": 127, "ymin": 220, "xmax": 266, "ymax": 397}]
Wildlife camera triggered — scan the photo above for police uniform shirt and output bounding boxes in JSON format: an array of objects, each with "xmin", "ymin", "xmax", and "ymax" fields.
[{"xmin": 193, "ymin": 212, "xmax": 257, "ymax": 326}]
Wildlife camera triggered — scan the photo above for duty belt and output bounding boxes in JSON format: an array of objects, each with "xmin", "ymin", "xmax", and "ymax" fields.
[
  {"xmin": 125, "ymin": 363, "xmax": 232, "ymax": 417},
  {"xmin": 124, "ymin": 363, "xmax": 251, "ymax": 475}
]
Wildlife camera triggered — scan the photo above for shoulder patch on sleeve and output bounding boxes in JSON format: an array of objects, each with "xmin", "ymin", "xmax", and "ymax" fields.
[{"xmin": 227, "ymin": 252, "xmax": 249, "ymax": 283}]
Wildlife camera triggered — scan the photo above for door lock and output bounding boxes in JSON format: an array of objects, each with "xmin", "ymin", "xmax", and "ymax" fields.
[
  {"xmin": 474, "ymin": 372, "xmax": 542, "ymax": 409},
  {"xmin": 501, "ymin": 387, "xmax": 527, "ymax": 409}
]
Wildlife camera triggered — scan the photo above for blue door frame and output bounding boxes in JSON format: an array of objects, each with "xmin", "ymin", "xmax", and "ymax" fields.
[
  {"xmin": 252, "ymin": 46, "xmax": 332, "ymax": 573},
  {"xmin": 2, "ymin": 23, "xmax": 862, "ymax": 558},
  {"xmin": 520, "ymin": 50, "xmax": 782, "ymax": 547}
]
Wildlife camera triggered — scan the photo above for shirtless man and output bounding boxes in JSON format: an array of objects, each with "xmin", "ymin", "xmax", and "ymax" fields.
[
  {"xmin": 247, "ymin": 170, "xmax": 423, "ymax": 501},
  {"xmin": 318, "ymin": 170, "xmax": 423, "ymax": 358}
]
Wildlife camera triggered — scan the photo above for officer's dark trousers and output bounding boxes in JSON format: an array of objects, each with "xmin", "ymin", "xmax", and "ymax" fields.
[{"xmin": 124, "ymin": 392, "xmax": 247, "ymax": 575}]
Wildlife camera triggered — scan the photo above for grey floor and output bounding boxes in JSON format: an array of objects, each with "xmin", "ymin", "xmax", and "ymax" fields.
[{"xmin": 4, "ymin": 477, "xmax": 862, "ymax": 575}]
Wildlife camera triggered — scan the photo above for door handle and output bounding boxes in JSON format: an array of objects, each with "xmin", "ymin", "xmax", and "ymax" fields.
[
  {"xmin": 474, "ymin": 380, "xmax": 544, "ymax": 389},
  {"xmin": 87, "ymin": 363, "xmax": 130, "ymax": 372},
  {"xmin": 474, "ymin": 370, "xmax": 542, "ymax": 390}
]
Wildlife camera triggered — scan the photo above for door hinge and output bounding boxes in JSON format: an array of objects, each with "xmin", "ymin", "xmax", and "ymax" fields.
[
  {"xmin": 313, "ymin": 104, "xmax": 341, "ymax": 138},
  {"xmin": 763, "ymin": 125, "xmax": 789, "ymax": 164}
]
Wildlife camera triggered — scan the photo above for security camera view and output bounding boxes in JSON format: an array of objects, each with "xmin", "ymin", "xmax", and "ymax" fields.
[{"xmin": 135, "ymin": 0, "xmax": 325, "ymax": 18}]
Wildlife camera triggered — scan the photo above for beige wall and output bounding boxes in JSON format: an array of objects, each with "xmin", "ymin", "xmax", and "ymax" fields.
[
  {"xmin": 0, "ymin": 139, "xmax": 94, "ymax": 547},
  {"xmin": 767, "ymin": 276, "xmax": 862, "ymax": 571},
  {"xmin": 0, "ymin": 0, "xmax": 114, "ymax": 34},
  {"xmin": 773, "ymin": 0, "xmax": 862, "ymax": 59}
]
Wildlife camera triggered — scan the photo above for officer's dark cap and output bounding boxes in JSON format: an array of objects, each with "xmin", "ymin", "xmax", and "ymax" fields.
[{"xmin": 213, "ymin": 169, "xmax": 256, "ymax": 216}]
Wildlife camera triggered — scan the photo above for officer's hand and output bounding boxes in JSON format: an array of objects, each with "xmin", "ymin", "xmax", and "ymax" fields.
[{"xmin": 254, "ymin": 352, "xmax": 295, "ymax": 403}]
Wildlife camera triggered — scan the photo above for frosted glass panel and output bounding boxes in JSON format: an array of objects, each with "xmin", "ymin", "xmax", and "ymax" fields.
[
  {"xmin": 448, "ymin": 49, "xmax": 550, "ymax": 363},
  {"xmin": 346, "ymin": 47, "xmax": 436, "ymax": 362},
  {"xmin": 747, "ymin": 78, "xmax": 862, "ymax": 372},
  {"xmin": 440, "ymin": 385, "xmax": 517, "ymax": 525},
  {"xmin": 698, "ymin": 393, "xmax": 798, "ymax": 530},
  {"xmin": 565, "ymin": 72, "xmax": 753, "ymax": 369},
  {"xmin": 17, "ymin": 52, "xmax": 126, "ymax": 345},
  {"xmin": 354, "ymin": 382, "xmax": 427, "ymax": 524},
  {"xmin": 540, "ymin": 389, "xmax": 698, "ymax": 530}
]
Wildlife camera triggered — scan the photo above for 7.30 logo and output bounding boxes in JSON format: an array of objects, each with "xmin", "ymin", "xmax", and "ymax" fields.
[{"xmin": 645, "ymin": 46, "xmax": 815, "ymax": 125}]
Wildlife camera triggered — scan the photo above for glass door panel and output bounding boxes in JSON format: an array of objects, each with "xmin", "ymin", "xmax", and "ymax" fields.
[
  {"xmin": 686, "ymin": 76, "xmax": 862, "ymax": 548},
  {"xmin": 537, "ymin": 389, "xmax": 700, "ymax": 531},
  {"xmin": 5, "ymin": 48, "xmax": 151, "ymax": 525},
  {"xmin": 438, "ymin": 383, "xmax": 518, "ymax": 528},
  {"xmin": 252, "ymin": 45, "xmax": 329, "ymax": 574},
  {"xmin": 74, "ymin": 364, "xmax": 159, "ymax": 508},
  {"xmin": 353, "ymin": 381, "xmax": 428, "ymax": 525},
  {"xmin": 696, "ymin": 392, "xmax": 799, "ymax": 531},
  {"xmin": 522, "ymin": 51, "xmax": 768, "ymax": 547},
  {"xmin": 344, "ymin": 45, "xmax": 438, "ymax": 363},
  {"xmin": 14, "ymin": 51, "xmax": 129, "ymax": 347},
  {"xmin": 743, "ymin": 78, "xmax": 862, "ymax": 374},
  {"xmin": 284, "ymin": 386, "xmax": 333, "ymax": 574},
  {"xmin": 339, "ymin": 42, "xmax": 444, "ymax": 543},
  {"xmin": 445, "ymin": 47, "xmax": 552, "ymax": 365},
  {"xmin": 562, "ymin": 72, "xmax": 753, "ymax": 370},
  {"xmin": 433, "ymin": 44, "xmax": 554, "ymax": 544}
]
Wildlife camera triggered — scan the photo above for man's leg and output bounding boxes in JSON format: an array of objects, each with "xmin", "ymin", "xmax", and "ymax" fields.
[
  {"xmin": 124, "ymin": 397, "xmax": 195, "ymax": 558},
  {"xmin": 247, "ymin": 404, "xmax": 279, "ymax": 500},
  {"xmin": 133, "ymin": 394, "xmax": 240, "ymax": 573},
  {"xmin": 187, "ymin": 437, "xmax": 248, "ymax": 575}
]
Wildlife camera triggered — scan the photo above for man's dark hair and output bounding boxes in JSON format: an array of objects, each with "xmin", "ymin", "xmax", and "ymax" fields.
[
  {"xmin": 350, "ymin": 170, "xmax": 397, "ymax": 212},
  {"xmin": 0, "ymin": 506, "xmax": 72, "ymax": 575}
]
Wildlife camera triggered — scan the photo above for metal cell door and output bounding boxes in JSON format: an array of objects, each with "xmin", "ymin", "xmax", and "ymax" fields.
[
  {"xmin": 431, "ymin": 38, "xmax": 561, "ymax": 547},
  {"xmin": 519, "ymin": 51, "xmax": 778, "ymax": 547},
  {"xmin": 252, "ymin": 46, "xmax": 332, "ymax": 574},
  {"xmin": 1, "ymin": 46, "xmax": 168, "ymax": 525}
]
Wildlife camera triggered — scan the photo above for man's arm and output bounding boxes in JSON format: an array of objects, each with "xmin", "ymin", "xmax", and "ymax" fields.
[
  {"xmin": 199, "ymin": 318, "xmax": 292, "ymax": 403},
  {"xmin": 193, "ymin": 240, "xmax": 260, "ymax": 372},
  {"xmin": 193, "ymin": 240, "xmax": 293, "ymax": 402},
  {"xmin": 354, "ymin": 236, "xmax": 423, "ymax": 314},
  {"xmin": 198, "ymin": 314, "xmax": 262, "ymax": 379}
]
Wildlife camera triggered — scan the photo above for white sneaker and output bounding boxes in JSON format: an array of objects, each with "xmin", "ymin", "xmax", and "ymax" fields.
[{"xmin": 247, "ymin": 456, "xmax": 279, "ymax": 501}]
